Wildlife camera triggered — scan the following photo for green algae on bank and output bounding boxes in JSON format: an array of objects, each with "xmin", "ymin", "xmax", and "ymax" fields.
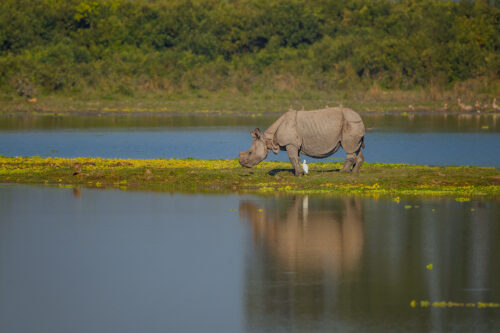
[{"xmin": 0, "ymin": 156, "xmax": 498, "ymax": 197}]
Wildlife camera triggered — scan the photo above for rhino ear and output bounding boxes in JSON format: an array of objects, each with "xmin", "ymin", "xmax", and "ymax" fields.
[{"xmin": 251, "ymin": 128, "xmax": 261, "ymax": 139}]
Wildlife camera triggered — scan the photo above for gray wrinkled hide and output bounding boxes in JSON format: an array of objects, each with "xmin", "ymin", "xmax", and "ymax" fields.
[{"xmin": 238, "ymin": 107, "xmax": 365, "ymax": 175}]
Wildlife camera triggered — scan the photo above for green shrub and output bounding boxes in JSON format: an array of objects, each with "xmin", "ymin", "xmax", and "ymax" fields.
[{"xmin": 0, "ymin": 0, "xmax": 498, "ymax": 97}]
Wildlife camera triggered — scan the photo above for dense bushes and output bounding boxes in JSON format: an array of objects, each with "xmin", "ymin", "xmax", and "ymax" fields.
[{"xmin": 0, "ymin": 0, "xmax": 498, "ymax": 98}]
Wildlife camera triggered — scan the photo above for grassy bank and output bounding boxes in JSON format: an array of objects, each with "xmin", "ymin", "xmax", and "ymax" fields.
[
  {"xmin": 1, "ymin": 89, "xmax": 499, "ymax": 116},
  {"xmin": 1, "ymin": 156, "xmax": 498, "ymax": 197}
]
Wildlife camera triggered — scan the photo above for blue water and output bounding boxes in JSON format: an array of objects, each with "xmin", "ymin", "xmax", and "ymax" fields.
[
  {"xmin": 1, "ymin": 185, "xmax": 499, "ymax": 333},
  {"xmin": 0, "ymin": 128, "xmax": 498, "ymax": 166}
]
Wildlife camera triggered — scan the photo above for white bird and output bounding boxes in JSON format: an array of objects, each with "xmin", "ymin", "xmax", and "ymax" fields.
[
  {"xmin": 302, "ymin": 195, "xmax": 309, "ymax": 223},
  {"xmin": 302, "ymin": 159, "xmax": 309, "ymax": 175}
]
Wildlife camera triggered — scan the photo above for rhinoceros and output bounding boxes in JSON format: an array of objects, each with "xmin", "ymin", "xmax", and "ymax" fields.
[{"xmin": 238, "ymin": 107, "xmax": 365, "ymax": 175}]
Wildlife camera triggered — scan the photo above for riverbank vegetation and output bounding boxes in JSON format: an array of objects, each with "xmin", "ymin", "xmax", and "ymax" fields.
[
  {"xmin": 1, "ymin": 0, "xmax": 499, "ymax": 113},
  {"xmin": 1, "ymin": 156, "xmax": 498, "ymax": 197}
]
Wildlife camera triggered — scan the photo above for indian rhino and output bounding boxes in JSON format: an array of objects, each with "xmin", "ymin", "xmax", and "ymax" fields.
[{"xmin": 238, "ymin": 107, "xmax": 365, "ymax": 175}]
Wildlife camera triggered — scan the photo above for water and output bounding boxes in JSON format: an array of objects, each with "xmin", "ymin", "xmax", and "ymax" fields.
[
  {"xmin": 1, "ymin": 185, "xmax": 499, "ymax": 332},
  {"xmin": 0, "ymin": 114, "xmax": 499, "ymax": 166}
]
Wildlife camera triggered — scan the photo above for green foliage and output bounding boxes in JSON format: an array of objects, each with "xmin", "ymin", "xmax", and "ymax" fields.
[{"xmin": 0, "ymin": 0, "xmax": 498, "ymax": 97}]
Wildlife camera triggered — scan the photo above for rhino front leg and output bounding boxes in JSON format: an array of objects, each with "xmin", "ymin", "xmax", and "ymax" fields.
[{"xmin": 286, "ymin": 145, "xmax": 304, "ymax": 176}]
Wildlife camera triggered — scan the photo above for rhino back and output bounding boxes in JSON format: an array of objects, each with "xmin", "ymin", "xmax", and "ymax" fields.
[{"xmin": 297, "ymin": 108, "xmax": 344, "ymax": 157}]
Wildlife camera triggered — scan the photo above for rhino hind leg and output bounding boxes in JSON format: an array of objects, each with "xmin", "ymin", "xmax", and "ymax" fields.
[
  {"xmin": 351, "ymin": 150, "xmax": 364, "ymax": 173},
  {"xmin": 340, "ymin": 149, "xmax": 364, "ymax": 173},
  {"xmin": 340, "ymin": 153, "xmax": 356, "ymax": 172}
]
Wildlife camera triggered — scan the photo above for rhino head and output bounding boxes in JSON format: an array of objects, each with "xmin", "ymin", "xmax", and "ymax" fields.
[{"xmin": 238, "ymin": 128, "xmax": 269, "ymax": 168}]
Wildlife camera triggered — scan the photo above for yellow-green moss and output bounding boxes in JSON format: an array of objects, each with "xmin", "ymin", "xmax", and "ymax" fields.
[{"xmin": 0, "ymin": 156, "xmax": 498, "ymax": 197}]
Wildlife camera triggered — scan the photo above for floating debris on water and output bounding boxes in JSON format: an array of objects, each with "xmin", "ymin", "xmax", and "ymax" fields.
[{"xmin": 411, "ymin": 300, "xmax": 500, "ymax": 309}]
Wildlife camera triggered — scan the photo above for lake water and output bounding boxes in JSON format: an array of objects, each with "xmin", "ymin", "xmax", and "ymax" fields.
[
  {"xmin": 0, "ymin": 114, "xmax": 499, "ymax": 166},
  {"xmin": 0, "ymin": 185, "xmax": 499, "ymax": 332}
]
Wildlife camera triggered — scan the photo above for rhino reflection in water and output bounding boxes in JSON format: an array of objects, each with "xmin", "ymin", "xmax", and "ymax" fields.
[
  {"xmin": 239, "ymin": 196, "xmax": 364, "ymax": 276},
  {"xmin": 238, "ymin": 107, "xmax": 365, "ymax": 175}
]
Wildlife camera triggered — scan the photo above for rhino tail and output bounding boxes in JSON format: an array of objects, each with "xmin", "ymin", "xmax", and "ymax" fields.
[{"xmin": 361, "ymin": 137, "xmax": 365, "ymax": 149}]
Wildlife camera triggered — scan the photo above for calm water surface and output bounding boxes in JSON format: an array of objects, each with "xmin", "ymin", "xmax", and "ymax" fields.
[
  {"xmin": 0, "ymin": 114, "xmax": 499, "ymax": 166},
  {"xmin": 1, "ymin": 185, "xmax": 499, "ymax": 332}
]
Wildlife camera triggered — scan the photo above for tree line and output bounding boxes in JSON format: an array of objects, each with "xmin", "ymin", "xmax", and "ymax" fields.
[{"xmin": 0, "ymin": 0, "xmax": 498, "ymax": 98}]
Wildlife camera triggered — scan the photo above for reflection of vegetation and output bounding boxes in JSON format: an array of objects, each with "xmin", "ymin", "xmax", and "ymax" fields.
[
  {"xmin": 0, "ymin": 113, "xmax": 498, "ymax": 132},
  {"xmin": 0, "ymin": 114, "xmax": 275, "ymax": 130},
  {"xmin": 0, "ymin": 0, "xmax": 499, "ymax": 110},
  {"xmin": 0, "ymin": 156, "xmax": 498, "ymax": 196}
]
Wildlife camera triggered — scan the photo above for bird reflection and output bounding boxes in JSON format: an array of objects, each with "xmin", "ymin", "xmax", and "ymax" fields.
[{"xmin": 72, "ymin": 187, "xmax": 81, "ymax": 199}]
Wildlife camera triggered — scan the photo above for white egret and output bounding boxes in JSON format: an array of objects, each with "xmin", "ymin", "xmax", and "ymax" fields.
[{"xmin": 302, "ymin": 159, "xmax": 308, "ymax": 175}]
